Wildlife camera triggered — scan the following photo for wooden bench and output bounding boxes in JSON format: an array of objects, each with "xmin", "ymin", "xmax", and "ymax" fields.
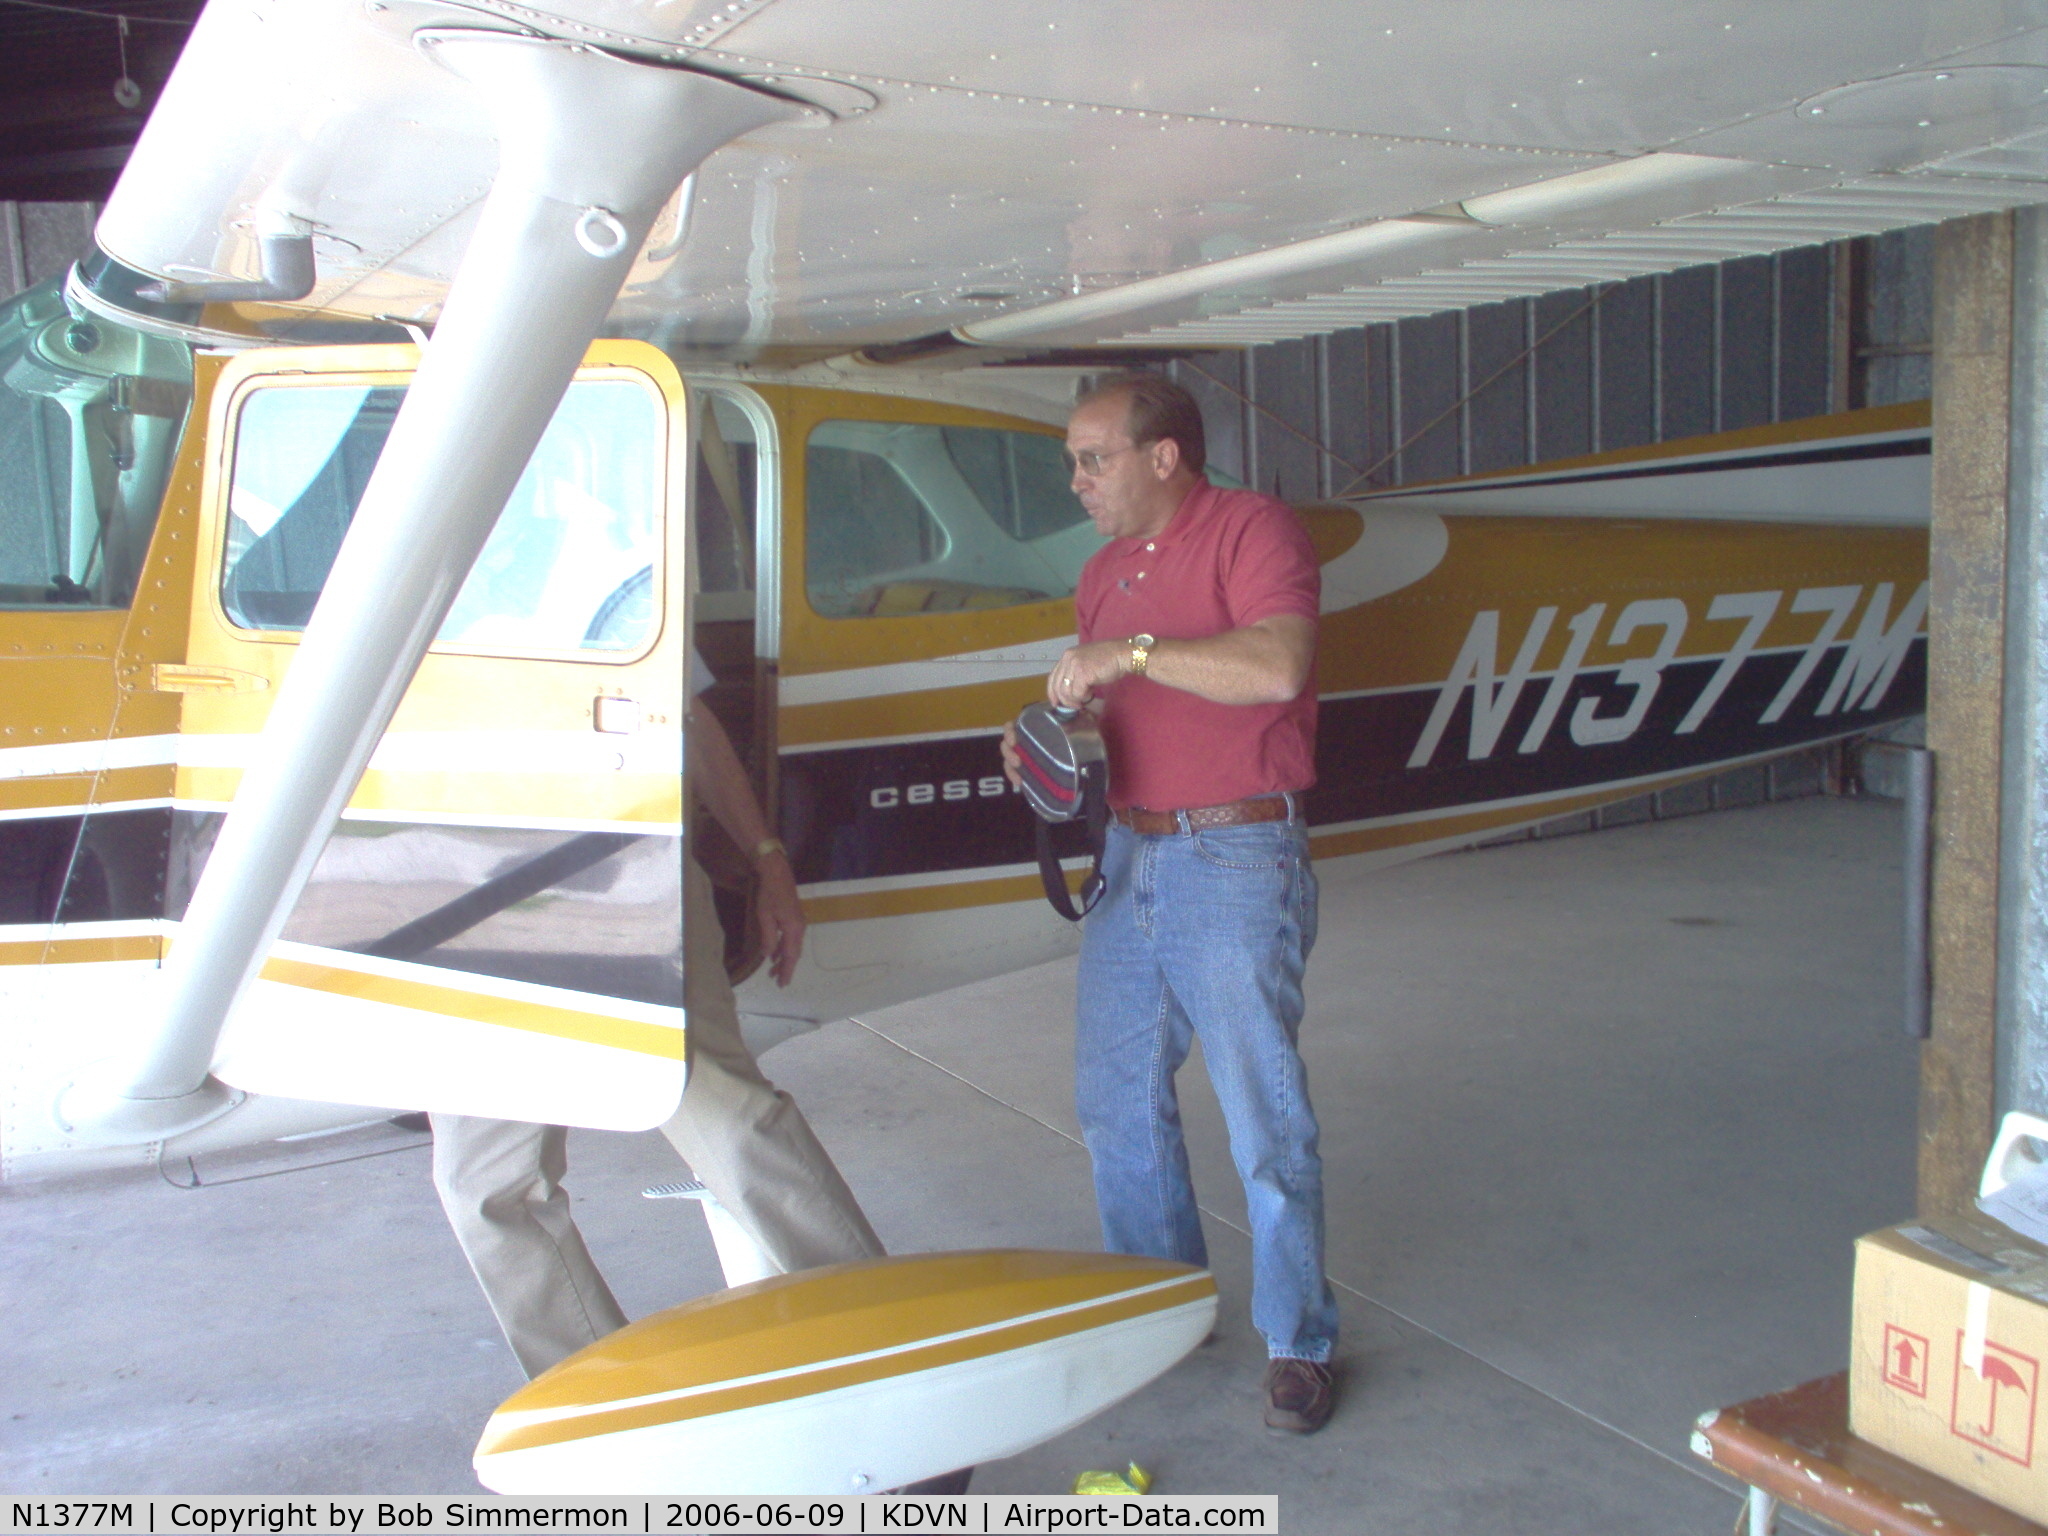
[{"xmin": 1693, "ymin": 1372, "xmax": 2048, "ymax": 1536}]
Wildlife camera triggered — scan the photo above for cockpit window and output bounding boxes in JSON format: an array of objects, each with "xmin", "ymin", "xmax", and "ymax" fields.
[
  {"xmin": 804, "ymin": 419, "xmax": 1097, "ymax": 618},
  {"xmin": 0, "ymin": 278, "xmax": 193, "ymax": 609},
  {"xmin": 222, "ymin": 375, "xmax": 665, "ymax": 656}
]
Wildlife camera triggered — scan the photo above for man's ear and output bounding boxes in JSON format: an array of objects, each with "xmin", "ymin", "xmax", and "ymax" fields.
[{"xmin": 1148, "ymin": 436, "xmax": 1181, "ymax": 480}]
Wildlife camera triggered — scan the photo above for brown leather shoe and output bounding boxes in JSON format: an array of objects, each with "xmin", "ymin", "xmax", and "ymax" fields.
[{"xmin": 1263, "ymin": 1357, "xmax": 1336, "ymax": 1434}]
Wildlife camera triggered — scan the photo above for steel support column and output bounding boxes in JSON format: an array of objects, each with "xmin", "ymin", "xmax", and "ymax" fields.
[
  {"xmin": 1998, "ymin": 207, "xmax": 2048, "ymax": 1123},
  {"xmin": 1921, "ymin": 212, "xmax": 2014, "ymax": 1213}
]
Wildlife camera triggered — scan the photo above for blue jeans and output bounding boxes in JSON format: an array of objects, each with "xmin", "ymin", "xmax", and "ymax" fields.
[{"xmin": 1075, "ymin": 812, "xmax": 1338, "ymax": 1362}]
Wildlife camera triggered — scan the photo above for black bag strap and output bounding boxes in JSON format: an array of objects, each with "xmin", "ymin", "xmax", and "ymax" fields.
[{"xmin": 1036, "ymin": 761, "xmax": 1108, "ymax": 921}]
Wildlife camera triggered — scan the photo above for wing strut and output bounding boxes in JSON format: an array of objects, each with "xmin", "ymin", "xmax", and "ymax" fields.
[{"xmin": 58, "ymin": 32, "xmax": 801, "ymax": 1143}]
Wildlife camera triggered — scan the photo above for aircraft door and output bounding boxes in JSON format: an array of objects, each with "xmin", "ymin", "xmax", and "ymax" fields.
[{"xmin": 178, "ymin": 341, "xmax": 694, "ymax": 1130}]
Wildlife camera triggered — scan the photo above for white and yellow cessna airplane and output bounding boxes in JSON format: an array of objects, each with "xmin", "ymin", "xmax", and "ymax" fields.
[{"xmin": 0, "ymin": 0, "xmax": 2020, "ymax": 1491}]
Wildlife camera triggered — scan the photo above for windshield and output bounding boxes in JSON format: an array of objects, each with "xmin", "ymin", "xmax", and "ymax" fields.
[{"xmin": 0, "ymin": 277, "xmax": 193, "ymax": 609}]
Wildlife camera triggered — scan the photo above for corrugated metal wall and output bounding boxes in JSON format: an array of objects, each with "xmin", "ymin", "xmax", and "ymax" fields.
[
  {"xmin": 1172, "ymin": 227, "xmax": 1935, "ymax": 502},
  {"xmin": 0, "ymin": 201, "xmax": 98, "ymax": 300},
  {"xmin": 1162, "ymin": 227, "xmax": 1937, "ymax": 838}
]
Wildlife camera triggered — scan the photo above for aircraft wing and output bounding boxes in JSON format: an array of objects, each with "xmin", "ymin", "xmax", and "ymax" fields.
[
  {"xmin": 40, "ymin": 0, "xmax": 1997, "ymax": 1151},
  {"xmin": 95, "ymin": 0, "xmax": 2048, "ymax": 361}
]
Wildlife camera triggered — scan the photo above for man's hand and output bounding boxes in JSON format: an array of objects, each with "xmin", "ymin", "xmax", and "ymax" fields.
[
  {"xmin": 1005, "ymin": 698, "xmax": 1104, "ymax": 789},
  {"xmin": 688, "ymin": 698, "xmax": 807, "ymax": 986},
  {"xmin": 754, "ymin": 850, "xmax": 806, "ymax": 987},
  {"xmin": 1000, "ymin": 721, "xmax": 1024, "ymax": 789},
  {"xmin": 1048, "ymin": 639, "xmax": 1131, "ymax": 708},
  {"xmin": 1051, "ymin": 617, "xmax": 1315, "ymax": 708}
]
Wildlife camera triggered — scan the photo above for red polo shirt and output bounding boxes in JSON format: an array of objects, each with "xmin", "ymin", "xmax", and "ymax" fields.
[{"xmin": 1076, "ymin": 479, "xmax": 1320, "ymax": 811}]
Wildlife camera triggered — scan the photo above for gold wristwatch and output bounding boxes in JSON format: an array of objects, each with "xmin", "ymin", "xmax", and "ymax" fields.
[{"xmin": 1127, "ymin": 634, "xmax": 1156, "ymax": 676}]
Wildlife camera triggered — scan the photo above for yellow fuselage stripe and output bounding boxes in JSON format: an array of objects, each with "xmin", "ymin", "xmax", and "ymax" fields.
[
  {"xmin": 0, "ymin": 766, "xmax": 173, "ymax": 814},
  {"xmin": 799, "ymin": 765, "xmax": 1740, "ymax": 922},
  {"xmin": 258, "ymin": 956, "xmax": 685, "ymax": 1060},
  {"xmin": 0, "ymin": 934, "xmax": 165, "ymax": 966},
  {"xmin": 1306, "ymin": 768, "xmax": 1726, "ymax": 862},
  {"xmin": 1383, "ymin": 399, "xmax": 1930, "ymax": 490}
]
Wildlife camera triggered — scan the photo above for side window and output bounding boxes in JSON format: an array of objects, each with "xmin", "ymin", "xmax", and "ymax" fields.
[
  {"xmin": 804, "ymin": 419, "xmax": 1096, "ymax": 618},
  {"xmin": 222, "ymin": 386, "xmax": 395, "ymax": 628},
  {"xmin": 222, "ymin": 376, "xmax": 665, "ymax": 654},
  {"xmin": 442, "ymin": 381, "xmax": 662, "ymax": 652}
]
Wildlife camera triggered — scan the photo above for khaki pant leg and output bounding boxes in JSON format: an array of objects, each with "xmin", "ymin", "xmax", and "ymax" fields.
[
  {"xmin": 430, "ymin": 1114, "xmax": 627, "ymax": 1379},
  {"xmin": 659, "ymin": 859, "xmax": 885, "ymax": 1272}
]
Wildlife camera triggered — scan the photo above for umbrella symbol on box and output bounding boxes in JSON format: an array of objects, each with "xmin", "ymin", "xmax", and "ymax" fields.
[
  {"xmin": 1977, "ymin": 1353, "xmax": 2031, "ymax": 1438},
  {"xmin": 1951, "ymin": 1336, "xmax": 2040, "ymax": 1464}
]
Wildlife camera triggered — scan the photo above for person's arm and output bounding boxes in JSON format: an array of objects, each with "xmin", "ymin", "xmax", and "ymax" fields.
[
  {"xmin": 688, "ymin": 701, "xmax": 805, "ymax": 986},
  {"xmin": 1047, "ymin": 613, "xmax": 1315, "ymax": 708}
]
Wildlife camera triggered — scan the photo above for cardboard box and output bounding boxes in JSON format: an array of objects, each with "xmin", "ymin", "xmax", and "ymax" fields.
[{"xmin": 1851, "ymin": 1213, "xmax": 2048, "ymax": 1520}]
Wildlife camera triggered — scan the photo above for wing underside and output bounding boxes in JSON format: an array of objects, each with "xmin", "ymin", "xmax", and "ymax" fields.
[{"xmin": 92, "ymin": 0, "xmax": 2048, "ymax": 362}]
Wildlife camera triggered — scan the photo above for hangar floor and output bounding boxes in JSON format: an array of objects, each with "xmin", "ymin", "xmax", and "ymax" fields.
[{"xmin": 1, "ymin": 794, "xmax": 1918, "ymax": 1533}]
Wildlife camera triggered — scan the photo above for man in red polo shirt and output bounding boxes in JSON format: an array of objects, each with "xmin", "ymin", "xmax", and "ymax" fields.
[{"xmin": 1012, "ymin": 372, "xmax": 1338, "ymax": 1434}]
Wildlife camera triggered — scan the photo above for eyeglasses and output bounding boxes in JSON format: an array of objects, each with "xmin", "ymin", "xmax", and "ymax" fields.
[{"xmin": 1063, "ymin": 443, "xmax": 1141, "ymax": 477}]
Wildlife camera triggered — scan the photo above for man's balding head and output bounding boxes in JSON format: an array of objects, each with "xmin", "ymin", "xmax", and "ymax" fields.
[{"xmin": 1075, "ymin": 372, "xmax": 1206, "ymax": 477}]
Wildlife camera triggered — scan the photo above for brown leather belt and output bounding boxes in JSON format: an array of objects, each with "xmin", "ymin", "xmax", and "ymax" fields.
[{"xmin": 1114, "ymin": 795, "xmax": 1295, "ymax": 836}]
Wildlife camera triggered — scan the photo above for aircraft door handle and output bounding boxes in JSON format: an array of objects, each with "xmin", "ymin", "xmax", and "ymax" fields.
[
  {"xmin": 148, "ymin": 663, "xmax": 271, "ymax": 694},
  {"xmin": 594, "ymin": 695, "xmax": 641, "ymax": 734}
]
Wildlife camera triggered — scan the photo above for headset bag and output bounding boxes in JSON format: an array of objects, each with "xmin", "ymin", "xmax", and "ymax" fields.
[{"xmin": 1012, "ymin": 702, "xmax": 1108, "ymax": 920}]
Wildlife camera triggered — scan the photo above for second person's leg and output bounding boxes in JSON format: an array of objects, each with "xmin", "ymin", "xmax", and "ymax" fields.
[{"xmin": 658, "ymin": 857, "xmax": 884, "ymax": 1272}]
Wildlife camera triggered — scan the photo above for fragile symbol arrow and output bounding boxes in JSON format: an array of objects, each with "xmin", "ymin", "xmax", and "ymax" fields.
[{"xmin": 1893, "ymin": 1335, "xmax": 1919, "ymax": 1379}]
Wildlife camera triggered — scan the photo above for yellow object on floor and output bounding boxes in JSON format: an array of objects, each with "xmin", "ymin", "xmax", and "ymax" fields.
[{"xmin": 1073, "ymin": 1463, "xmax": 1153, "ymax": 1496}]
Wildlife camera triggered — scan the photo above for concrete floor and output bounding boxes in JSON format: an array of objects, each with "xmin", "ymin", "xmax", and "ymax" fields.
[{"xmin": 1, "ymin": 795, "xmax": 1920, "ymax": 1532}]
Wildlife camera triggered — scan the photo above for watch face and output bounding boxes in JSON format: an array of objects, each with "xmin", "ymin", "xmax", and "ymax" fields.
[{"xmin": 1134, "ymin": 633, "xmax": 1156, "ymax": 647}]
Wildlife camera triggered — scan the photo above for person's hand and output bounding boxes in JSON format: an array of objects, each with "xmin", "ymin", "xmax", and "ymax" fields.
[
  {"xmin": 1047, "ymin": 640, "xmax": 1130, "ymax": 709},
  {"xmin": 754, "ymin": 850, "xmax": 807, "ymax": 986},
  {"xmin": 1000, "ymin": 721, "xmax": 1024, "ymax": 789}
]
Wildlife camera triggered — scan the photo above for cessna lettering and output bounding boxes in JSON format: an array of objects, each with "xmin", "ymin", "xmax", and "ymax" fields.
[{"xmin": 870, "ymin": 778, "xmax": 1014, "ymax": 810}]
